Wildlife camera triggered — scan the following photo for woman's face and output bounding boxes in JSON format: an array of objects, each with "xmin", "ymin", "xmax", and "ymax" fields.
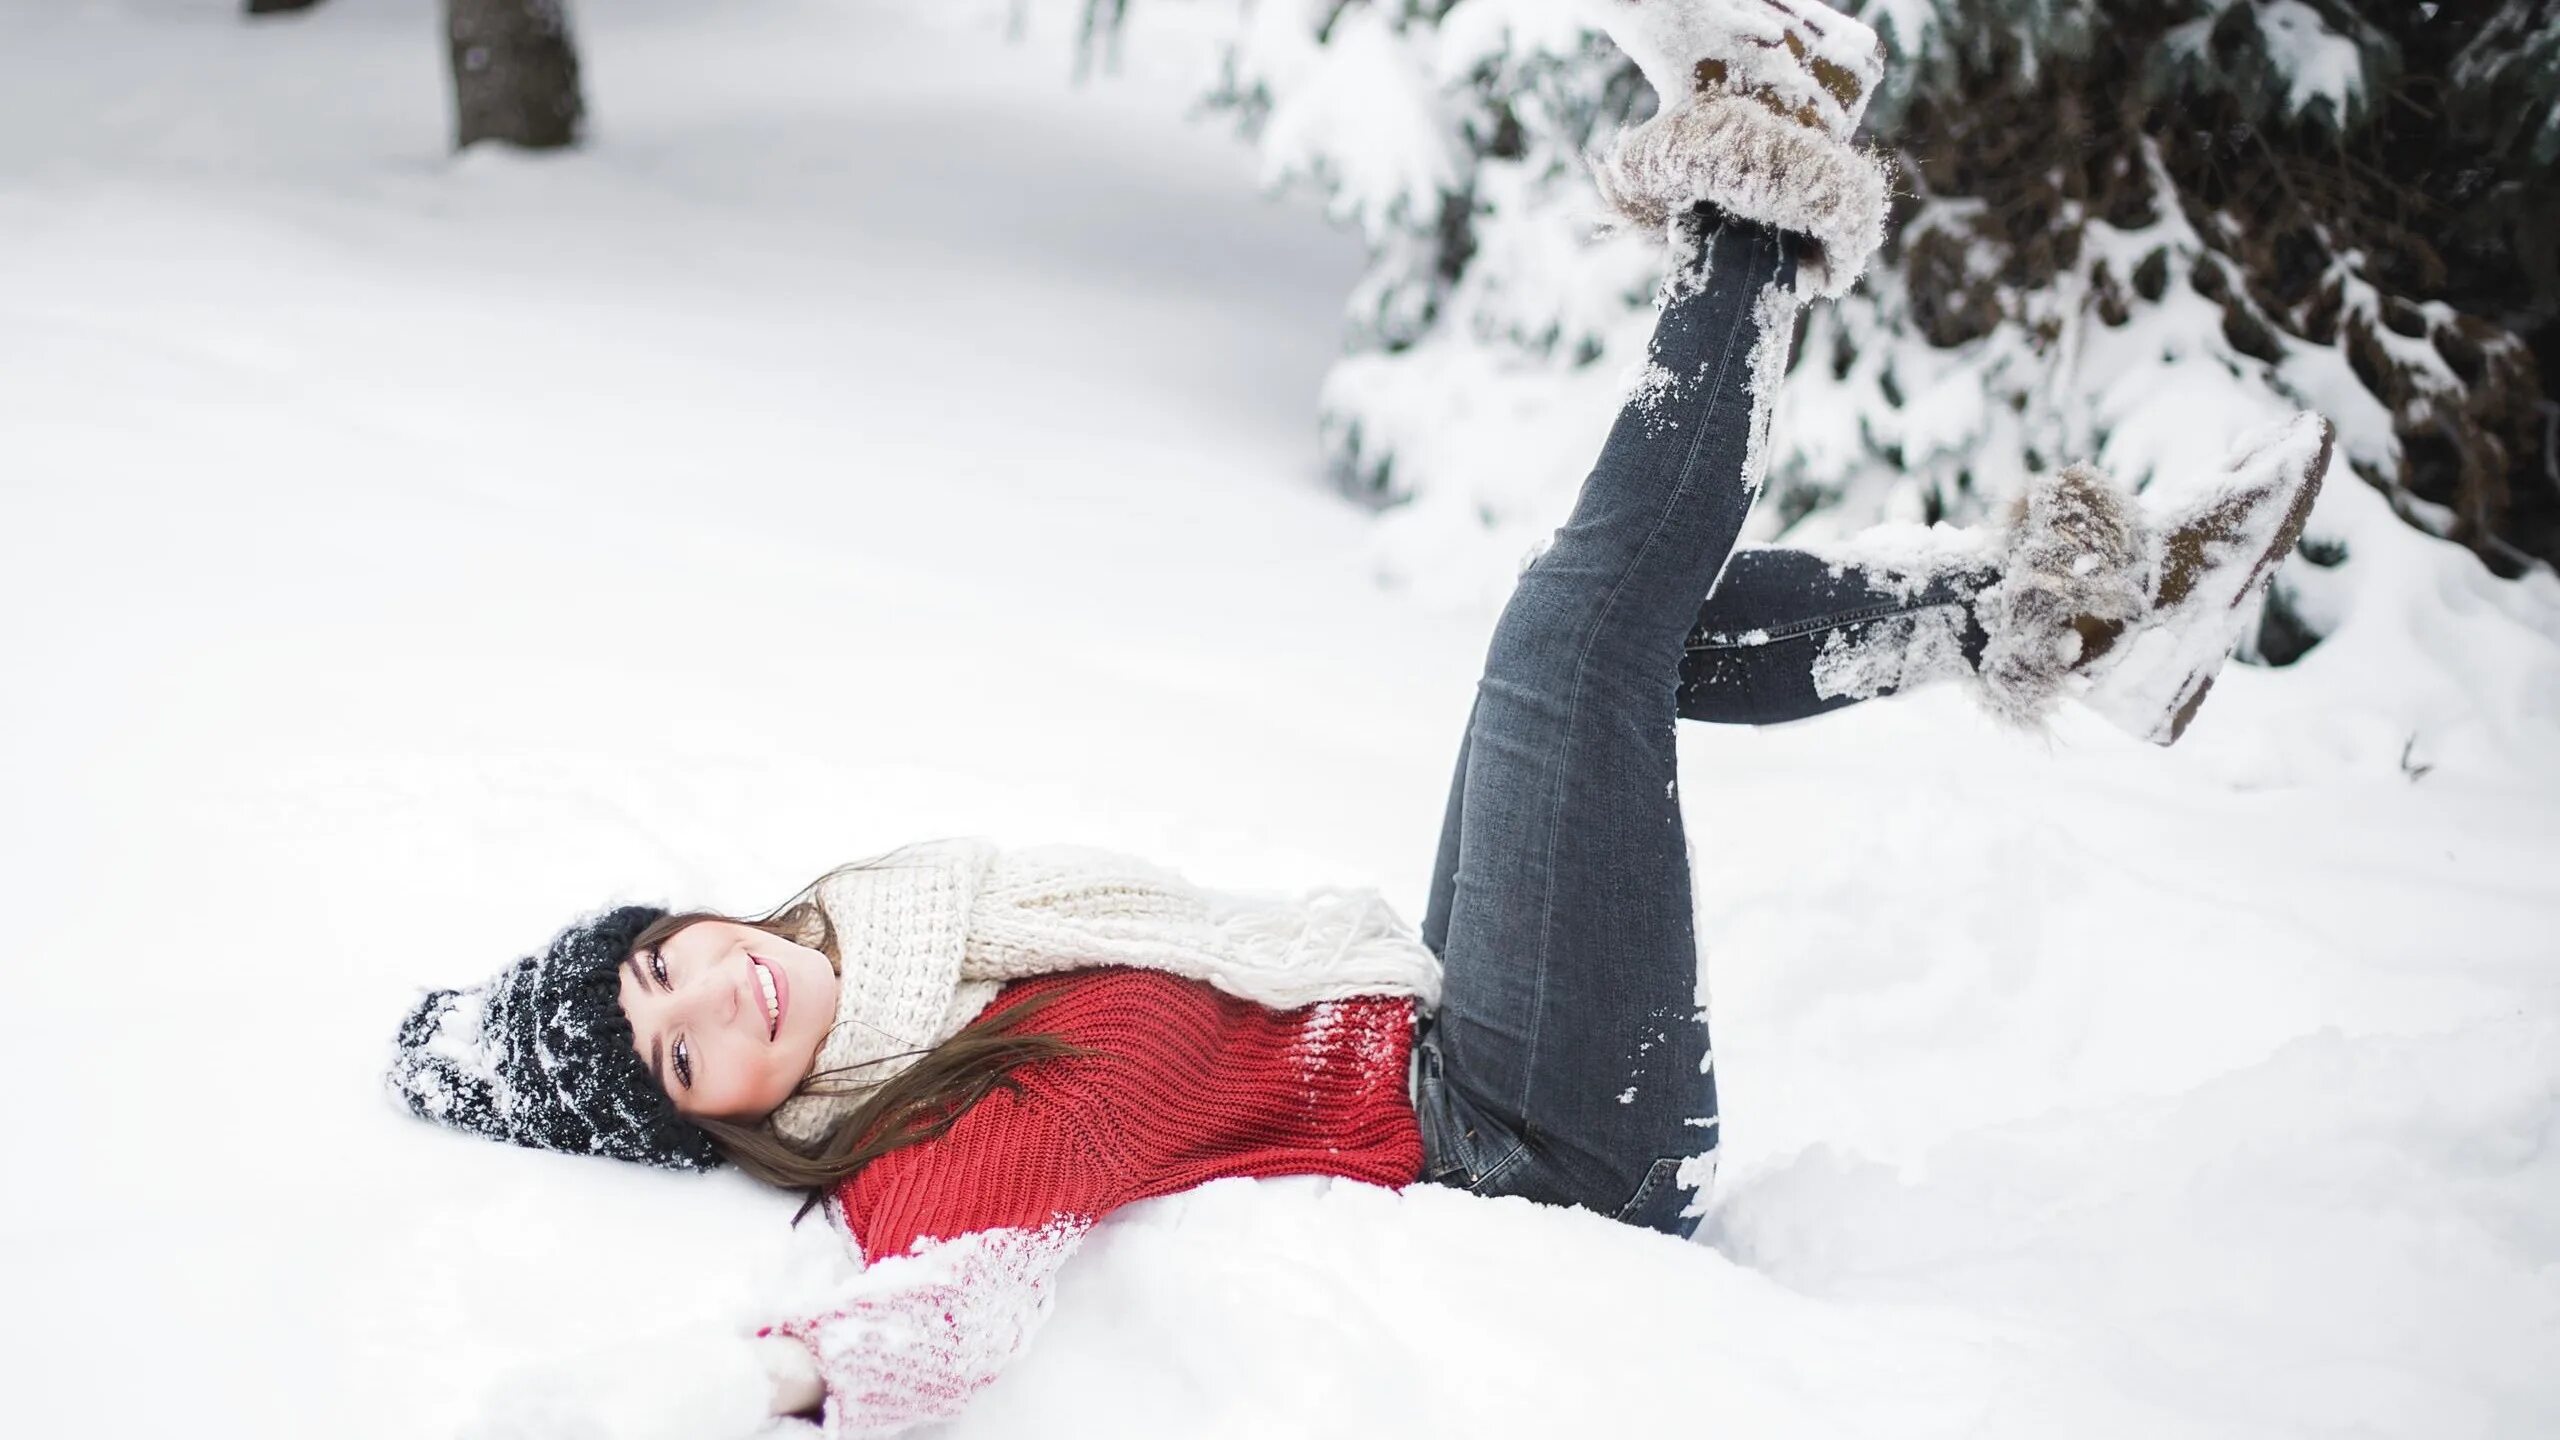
[{"xmin": 615, "ymin": 920, "xmax": 839, "ymax": 1123}]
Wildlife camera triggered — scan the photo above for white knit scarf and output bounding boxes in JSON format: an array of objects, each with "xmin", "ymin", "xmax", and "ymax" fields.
[{"xmin": 766, "ymin": 839, "xmax": 1442, "ymax": 1149}]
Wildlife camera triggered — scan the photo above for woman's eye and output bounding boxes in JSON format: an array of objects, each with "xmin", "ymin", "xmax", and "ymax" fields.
[
  {"xmin": 650, "ymin": 951, "xmax": 670, "ymax": 989},
  {"xmin": 673, "ymin": 1037, "xmax": 692, "ymax": 1089}
]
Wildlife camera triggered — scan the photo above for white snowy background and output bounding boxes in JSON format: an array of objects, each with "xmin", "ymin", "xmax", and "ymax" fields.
[{"xmin": 4, "ymin": 1, "xmax": 2557, "ymax": 1437}]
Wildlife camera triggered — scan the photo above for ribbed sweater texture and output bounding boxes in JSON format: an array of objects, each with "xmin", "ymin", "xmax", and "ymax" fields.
[{"xmin": 844, "ymin": 965, "xmax": 1422, "ymax": 1257}]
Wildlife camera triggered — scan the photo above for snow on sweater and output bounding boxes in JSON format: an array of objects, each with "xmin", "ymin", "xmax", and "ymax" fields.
[{"xmin": 765, "ymin": 967, "xmax": 1423, "ymax": 1438}]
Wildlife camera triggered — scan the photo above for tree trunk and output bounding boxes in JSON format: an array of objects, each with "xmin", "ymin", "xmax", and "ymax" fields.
[
  {"xmin": 444, "ymin": 0, "xmax": 584, "ymax": 152},
  {"xmin": 245, "ymin": 0, "xmax": 326, "ymax": 14}
]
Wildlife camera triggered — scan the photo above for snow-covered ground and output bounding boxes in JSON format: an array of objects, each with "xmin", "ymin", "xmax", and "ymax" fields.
[{"xmin": 4, "ymin": 2, "xmax": 2557, "ymax": 1436}]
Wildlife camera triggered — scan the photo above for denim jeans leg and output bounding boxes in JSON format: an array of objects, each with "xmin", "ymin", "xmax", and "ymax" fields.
[
  {"xmin": 1414, "ymin": 214, "xmax": 1800, "ymax": 1236},
  {"xmin": 1676, "ymin": 546, "xmax": 2004, "ymax": 726}
]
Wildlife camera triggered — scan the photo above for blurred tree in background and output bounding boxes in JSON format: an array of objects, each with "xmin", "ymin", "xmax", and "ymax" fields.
[
  {"xmin": 1114, "ymin": 0, "xmax": 2559, "ymax": 641},
  {"xmin": 446, "ymin": 0, "xmax": 585, "ymax": 150},
  {"xmin": 244, "ymin": 0, "xmax": 585, "ymax": 153}
]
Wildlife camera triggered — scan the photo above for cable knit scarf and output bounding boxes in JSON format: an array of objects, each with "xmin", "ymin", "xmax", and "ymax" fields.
[{"xmin": 766, "ymin": 839, "xmax": 1443, "ymax": 1149}]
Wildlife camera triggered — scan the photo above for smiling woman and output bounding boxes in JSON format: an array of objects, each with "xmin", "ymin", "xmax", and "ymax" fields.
[{"xmin": 615, "ymin": 917, "xmax": 839, "ymax": 1123}]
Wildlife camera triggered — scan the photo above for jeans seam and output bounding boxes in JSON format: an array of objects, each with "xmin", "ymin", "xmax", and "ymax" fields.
[
  {"xmin": 1516, "ymin": 223, "xmax": 1772, "ymax": 1124},
  {"xmin": 1467, "ymin": 1139, "xmax": 1533, "ymax": 1196},
  {"xmin": 1613, "ymin": 1156, "xmax": 1683, "ymax": 1225},
  {"xmin": 1684, "ymin": 597, "xmax": 1971, "ymax": 652}
]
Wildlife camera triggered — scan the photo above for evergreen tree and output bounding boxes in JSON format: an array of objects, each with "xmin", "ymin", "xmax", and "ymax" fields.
[
  {"xmin": 1862, "ymin": 0, "xmax": 2558, "ymax": 579},
  {"xmin": 1118, "ymin": 0, "xmax": 2560, "ymax": 647}
]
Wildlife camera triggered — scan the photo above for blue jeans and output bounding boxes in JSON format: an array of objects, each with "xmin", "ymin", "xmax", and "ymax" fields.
[
  {"xmin": 1412, "ymin": 214, "xmax": 1994, "ymax": 1236},
  {"xmin": 1678, "ymin": 545, "xmax": 1996, "ymax": 727}
]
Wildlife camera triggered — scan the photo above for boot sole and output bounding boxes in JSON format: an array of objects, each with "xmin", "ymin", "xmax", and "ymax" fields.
[{"xmin": 2093, "ymin": 415, "xmax": 2336, "ymax": 745}]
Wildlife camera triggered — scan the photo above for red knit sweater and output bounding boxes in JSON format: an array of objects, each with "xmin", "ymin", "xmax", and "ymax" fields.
[{"xmin": 770, "ymin": 967, "xmax": 1423, "ymax": 1436}]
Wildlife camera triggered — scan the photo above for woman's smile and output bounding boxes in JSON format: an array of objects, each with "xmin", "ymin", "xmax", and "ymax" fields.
[{"xmin": 750, "ymin": 954, "xmax": 788, "ymax": 1041}]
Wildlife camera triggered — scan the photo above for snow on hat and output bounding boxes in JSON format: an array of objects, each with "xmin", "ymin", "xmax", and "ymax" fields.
[{"xmin": 386, "ymin": 905, "xmax": 724, "ymax": 1171}]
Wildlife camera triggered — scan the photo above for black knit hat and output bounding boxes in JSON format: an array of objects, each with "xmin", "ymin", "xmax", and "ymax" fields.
[{"xmin": 386, "ymin": 905, "xmax": 724, "ymax": 1171}]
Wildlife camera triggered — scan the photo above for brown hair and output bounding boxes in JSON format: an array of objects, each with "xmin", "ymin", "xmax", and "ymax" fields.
[{"xmin": 627, "ymin": 859, "xmax": 1084, "ymax": 1217}]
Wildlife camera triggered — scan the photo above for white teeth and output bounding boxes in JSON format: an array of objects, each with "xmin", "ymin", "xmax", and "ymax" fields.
[{"xmin": 755, "ymin": 961, "xmax": 779, "ymax": 1036}]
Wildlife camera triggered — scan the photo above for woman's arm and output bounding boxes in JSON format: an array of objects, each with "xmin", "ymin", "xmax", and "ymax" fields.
[{"xmin": 762, "ymin": 1218, "xmax": 1090, "ymax": 1439}]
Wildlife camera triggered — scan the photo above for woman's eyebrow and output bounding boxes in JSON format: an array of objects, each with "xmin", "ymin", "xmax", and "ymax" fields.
[{"xmin": 621, "ymin": 954, "xmax": 669, "ymax": 1089}]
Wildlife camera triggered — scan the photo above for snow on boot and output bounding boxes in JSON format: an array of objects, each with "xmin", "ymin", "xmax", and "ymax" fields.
[
  {"xmin": 1586, "ymin": 0, "xmax": 1891, "ymax": 297},
  {"xmin": 1975, "ymin": 413, "xmax": 2336, "ymax": 745},
  {"xmin": 1975, "ymin": 462, "xmax": 2150, "ymax": 732},
  {"xmin": 2082, "ymin": 413, "xmax": 2336, "ymax": 745},
  {"xmin": 1588, "ymin": 0, "xmax": 1883, "ymax": 140}
]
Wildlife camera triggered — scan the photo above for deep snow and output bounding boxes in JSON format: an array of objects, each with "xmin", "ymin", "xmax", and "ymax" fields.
[{"xmin": 3, "ymin": 2, "xmax": 2556, "ymax": 1437}]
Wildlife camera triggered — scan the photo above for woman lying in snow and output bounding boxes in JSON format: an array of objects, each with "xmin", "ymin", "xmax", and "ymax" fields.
[{"xmin": 388, "ymin": 2, "xmax": 2333, "ymax": 1435}]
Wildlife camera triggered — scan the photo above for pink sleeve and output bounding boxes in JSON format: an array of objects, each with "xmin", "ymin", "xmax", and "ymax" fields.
[{"xmin": 764, "ymin": 1217, "xmax": 1091, "ymax": 1439}]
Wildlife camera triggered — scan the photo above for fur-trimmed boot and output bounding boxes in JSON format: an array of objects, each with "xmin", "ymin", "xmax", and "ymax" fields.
[
  {"xmin": 1978, "ymin": 413, "xmax": 2337, "ymax": 745},
  {"xmin": 1585, "ymin": 0, "xmax": 1892, "ymax": 297}
]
